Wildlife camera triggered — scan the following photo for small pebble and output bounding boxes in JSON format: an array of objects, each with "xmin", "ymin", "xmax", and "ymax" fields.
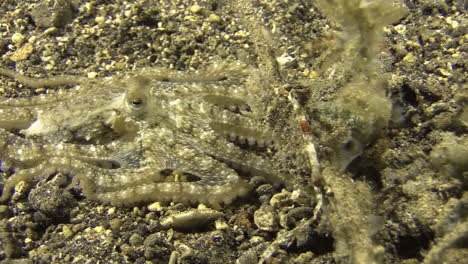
[
  {"xmin": 208, "ymin": 14, "xmax": 221, "ymax": 23},
  {"xmin": 11, "ymin": 33, "xmax": 25, "ymax": 45},
  {"xmin": 0, "ymin": 205, "xmax": 11, "ymax": 219},
  {"xmin": 107, "ymin": 207, "xmax": 116, "ymax": 215},
  {"xmin": 129, "ymin": 233, "xmax": 144, "ymax": 247},
  {"xmin": 35, "ymin": 88, "xmax": 46, "ymax": 93},
  {"xmin": 148, "ymin": 202, "xmax": 163, "ymax": 212},
  {"xmin": 9, "ymin": 43, "xmax": 34, "ymax": 62},
  {"xmin": 62, "ymin": 225, "xmax": 74, "ymax": 239},
  {"xmin": 254, "ymin": 206, "xmax": 279, "ymax": 231},
  {"xmin": 215, "ymin": 220, "xmax": 229, "ymax": 230},
  {"xmin": 189, "ymin": 5, "xmax": 203, "ymax": 14},
  {"xmin": 109, "ymin": 219, "xmax": 123, "ymax": 231},
  {"xmin": 120, "ymin": 243, "xmax": 136, "ymax": 257},
  {"xmin": 87, "ymin": 72, "xmax": 98, "ymax": 78},
  {"xmin": 160, "ymin": 208, "xmax": 223, "ymax": 231}
]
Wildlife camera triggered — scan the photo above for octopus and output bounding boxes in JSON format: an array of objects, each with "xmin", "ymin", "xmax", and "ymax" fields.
[{"xmin": 0, "ymin": 63, "xmax": 281, "ymax": 206}]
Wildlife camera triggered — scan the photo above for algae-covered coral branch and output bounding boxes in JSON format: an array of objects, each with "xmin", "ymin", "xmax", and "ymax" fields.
[
  {"xmin": 314, "ymin": 0, "xmax": 407, "ymax": 72},
  {"xmin": 307, "ymin": 0, "xmax": 407, "ymax": 171},
  {"xmin": 305, "ymin": 1, "xmax": 408, "ymax": 263}
]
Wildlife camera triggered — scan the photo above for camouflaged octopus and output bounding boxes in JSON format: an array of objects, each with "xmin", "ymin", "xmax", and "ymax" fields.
[{"xmin": 0, "ymin": 63, "xmax": 279, "ymax": 206}]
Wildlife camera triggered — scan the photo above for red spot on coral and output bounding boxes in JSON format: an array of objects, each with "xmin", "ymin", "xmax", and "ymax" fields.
[
  {"xmin": 277, "ymin": 89, "xmax": 289, "ymax": 95},
  {"xmin": 299, "ymin": 119, "xmax": 310, "ymax": 134}
]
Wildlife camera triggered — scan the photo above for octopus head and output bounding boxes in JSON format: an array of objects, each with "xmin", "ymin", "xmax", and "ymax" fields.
[{"xmin": 124, "ymin": 75, "xmax": 151, "ymax": 119}]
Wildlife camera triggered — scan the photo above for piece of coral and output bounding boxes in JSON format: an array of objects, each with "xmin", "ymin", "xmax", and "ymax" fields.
[
  {"xmin": 430, "ymin": 133, "xmax": 468, "ymax": 187},
  {"xmin": 0, "ymin": 63, "xmax": 279, "ymax": 206}
]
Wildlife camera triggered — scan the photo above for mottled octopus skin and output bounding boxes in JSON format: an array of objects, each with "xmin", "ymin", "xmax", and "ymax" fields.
[{"xmin": 0, "ymin": 63, "xmax": 279, "ymax": 206}]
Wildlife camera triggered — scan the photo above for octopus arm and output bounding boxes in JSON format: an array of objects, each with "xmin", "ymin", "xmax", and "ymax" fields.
[
  {"xmin": 90, "ymin": 181, "xmax": 251, "ymax": 207},
  {"xmin": 75, "ymin": 155, "xmax": 252, "ymax": 206},
  {"xmin": 0, "ymin": 66, "xmax": 86, "ymax": 88},
  {"xmin": 23, "ymin": 93, "xmax": 126, "ymax": 140},
  {"xmin": 0, "ymin": 89, "xmax": 85, "ymax": 108},
  {"xmin": 0, "ymin": 150, "xmax": 135, "ymax": 202},
  {"xmin": 0, "ymin": 129, "xmax": 46, "ymax": 168},
  {"xmin": 0, "ymin": 166, "xmax": 56, "ymax": 202},
  {"xmin": 80, "ymin": 141, "xmax": 254, "ymax": 205},
  {"xmin": 182, "ymin": 133, "xmax": 281, "ymax": 183},
  {"xmin": 136, "ymin": 62, "xmax": 251, "ymax": 83},
  {"xmin": 0, "ymin": 108, "xmax": 36, "ymax": 130}
]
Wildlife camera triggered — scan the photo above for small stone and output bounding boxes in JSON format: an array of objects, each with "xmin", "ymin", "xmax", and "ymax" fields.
[
  {"xmin": 235, "ymin": 234, "xmax": 245, "ymax": 242},
  {"xmin": 249, "ymin": 236, "xmax": 265, "ymax": 245},
  {"xmin": 270, "ymin": 190, "xmax": 293, "ymax": 209},
  {"xmin": 109, "ymin": 218, "xmax": 123, "ymax": 231},
  {"xmin": 0, "ymin": 205, "xmax": 11, "ymax": 219},
  {"xmin": 402, "ymin": 53, "xmax": 416, "ymax": 64},
  {"xmin": 439, "ymin": 68, "xmax": 451, "ymax": 77},
  {"xmin": 30, "ymin": 0, "xmax": 75, "ymax": 28},
  {"xmin": 120, "ymin": 243, "xmax": 136, "ymax": 257},
  {"xmin": 393, "ymin": 24, "xmax": 406, "ymax": 35},
  {"xmin": 279, "ymin": 206, "xmax": 314, "ymax": 229},
  {"xmin": 107, "ymin": 207, "xmax": 116, "ymax": 215},
  {"xmin": 87, "ymin": 72, "xmax": 98, "ymax": 78},
  {"xmin": 291, "ymin": 189, "xmax": 311, "ymax": 205},
  {"xmin": 160, "ymin": 208, "xmax": 223, "ymax": 231},
  {"xmin": 215, "ymin": 220, "xmax": 229, "ymax": 230},
  {"xmin": 95, "ymin": 16, "xmax": 106, "ymax": 24},
  {"xmin": 144, "ymin": 233, "xmax": 162, "ymax": 248},
  {"xmin": 43, "ymin": 27, "xmax": 59, "ymax": 36},
  {"xmin": 233, "ymin": 211, "xmax": 253, "ymax": 228},
  {"xmin": 62, "ymin": 225, "xmax": 74, "ymax": 239},
  {"xmin": 9, "ymin": 43, "xmax": 34, "ymax": 62},
  {"xmin": 293, "ymin": 251, "xmax": 315, "ymax": 263},
  {"xmin": 28, "ymin": 173, "xmax": 76, "ymax": 218},
  {"xmin": 35, "ymin": 244, "xmax": 49, "ymax": 255},
  {"xmin": 189, "ymin": 5, "xmax": 203, "ymax": 14},
  {"xmin": 276, "ymin": 53, "xmax": 295, "ymax": 66},
  {"xmin": 11, "ymin": 33, "xmax": 25, "ymax": 45},
  {"xmin": 11, "ymin": 180, "xmax": 28, "ymax": 201},
  {"xmin": 129, "ymin": 233, "xmax": 144, "ymax": 247},
  {"xmin": 72, "ymin": 223, "xmax": 84, "ymax": 233},
  {"xmin": 237, "ymin": 248, "xmax": 259, "ymax": 264},
  {"xmin": 133, "ymin": 207, "xmax": 145, "ymax": 216},
  {"xmin": 35, "ymin": 88, "xmax": 46, "ymax": 93},
  {"xmin": 146, "ymin": 212, "xmax": 156, "ymax": 219},
  {"xmin": 207, "ymin": 14, "xmax": 221, "ymax": 23},
  {"xmin": 93, "ymin": 225, "xmax": 105, "ymax": 233},
  {"xmin": 254, "ymin": 205, "xmax": 279, "ymax": 231},
  {"xmin": 1, "ymin": 232, "xmax": 24, "ymax": 258},
  {"xmin": 148, "ymin": 202, "xmax": 163, "ymax": 212},
  {"xmin": 44, "ymin": 64, "xmax": 55, "ymax": 71},
  {"xmin": 256, "ymin": 184, "xmax": 274, "ymax": 204}
]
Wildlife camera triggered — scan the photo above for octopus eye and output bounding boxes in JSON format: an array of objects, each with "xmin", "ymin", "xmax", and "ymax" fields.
[{"xmin": 130, "ymin": 99, "xmax": 143, "ymax": 107}]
